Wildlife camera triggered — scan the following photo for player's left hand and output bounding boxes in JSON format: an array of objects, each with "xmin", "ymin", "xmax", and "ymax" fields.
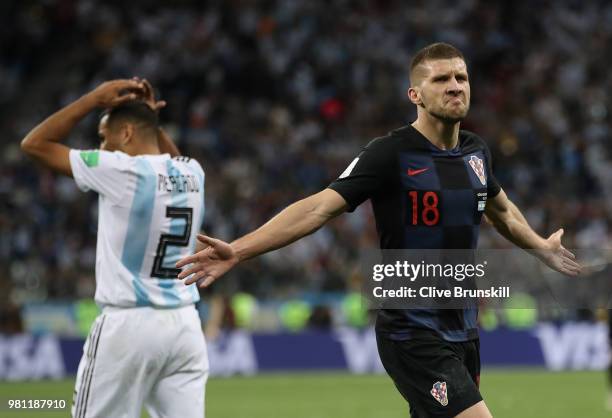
[
  {"xmin": 132, "ymin": 77, "xmax": 166, "ymax": 113},
  {"xmin": 87, "ymin": 79, "xmax": 145, "ymax": 108},
  {"xmin": 176, "ymin": 235, "xmax": 240, "ymax": 288},
  {"xmin": 538, "ymin": 228, "xmax": 581, "ymax": 276}
]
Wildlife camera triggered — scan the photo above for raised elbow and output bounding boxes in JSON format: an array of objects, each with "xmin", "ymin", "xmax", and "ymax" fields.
[
  {"xmin": 20, "ymin": 136, "xmax": 36, "ymax": 154},
  {"xmin": 20, "ymin": 134, "xmax": 44, "ymax": 157}
]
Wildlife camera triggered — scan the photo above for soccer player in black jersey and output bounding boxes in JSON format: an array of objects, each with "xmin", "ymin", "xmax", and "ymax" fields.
[{"xmin": 176, "ymin": 43, "xmax": 580, "ymax": 418}]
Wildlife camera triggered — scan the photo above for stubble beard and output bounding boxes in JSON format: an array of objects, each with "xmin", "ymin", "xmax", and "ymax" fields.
[
  {"xmin": 429, "ymin": 106, "xmax": 469, "ymax": 124},
  {"xmin": 420, "ymin": 95, "xmax": 470, "ymax": 124}
]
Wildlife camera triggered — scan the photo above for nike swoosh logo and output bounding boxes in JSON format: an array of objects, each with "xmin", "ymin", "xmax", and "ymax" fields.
[{"xmin": 407, "ymin": 168, "xmax": 429, "ymax": 176}]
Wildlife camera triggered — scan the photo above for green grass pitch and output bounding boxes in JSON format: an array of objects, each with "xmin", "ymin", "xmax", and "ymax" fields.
[{"xmin": 0, "ymin": 369, "xmax": 608, "ymax": 417}]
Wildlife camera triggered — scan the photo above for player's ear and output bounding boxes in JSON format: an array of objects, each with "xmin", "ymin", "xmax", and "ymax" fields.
[
  {"xmin": 408, "ymin": 87, "xmax": 422, "ymax": 106},
  {"xmin": 121, "ymin": 123, "xmax": 134, "ymax": 145}
]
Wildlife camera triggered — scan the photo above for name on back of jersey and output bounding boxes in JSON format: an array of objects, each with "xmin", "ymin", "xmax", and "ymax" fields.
[{"xmin": 157, "ymin": 174, "xmax": 200, "ymax": 193}]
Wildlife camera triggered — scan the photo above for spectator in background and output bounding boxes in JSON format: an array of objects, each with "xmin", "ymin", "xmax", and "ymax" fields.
[{"xmin": 1, "ymin": 1, "xmax": 611, "ymax": 322}]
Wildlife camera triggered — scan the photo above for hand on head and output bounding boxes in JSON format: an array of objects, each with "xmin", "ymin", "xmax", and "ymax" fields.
[
  {"xmin": 90, "ymin": 78, "xmax": 166, "ymax": 113},
  {"xmin": 89, "ymin": 79, "xmax": 145, "ymax": 108},
  {"xmin": 131, "ymin": 77, "xmax": 166, "ymax": 113}
]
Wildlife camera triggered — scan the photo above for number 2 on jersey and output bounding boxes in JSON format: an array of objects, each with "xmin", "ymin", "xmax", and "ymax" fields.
[
  {"xmin": 408, "ymin": 191, "xmax": 440, "ymax": 226},
  {"xmin": 151, "ymin": 207, "xmax": 193, "ymax": 278}
]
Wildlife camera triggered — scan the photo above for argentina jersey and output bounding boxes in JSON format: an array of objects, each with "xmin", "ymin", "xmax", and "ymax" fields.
[
  {"xmin": 69, "ymin": 149, "xmax": 205, "ymax": 308},
  {"xmin": 328, "ymin": 125, "xmax": 501, "ymax": 342}
]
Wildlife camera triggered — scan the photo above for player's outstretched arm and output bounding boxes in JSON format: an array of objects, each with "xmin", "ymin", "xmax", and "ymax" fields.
[
  {"xmin": 485, "ymin": 188, "xmax": 581, "ymax": 276},
  {"xmin": 20, "ymin": 79, "xmax": 145, "ymax": 176},
  {"xmin": 176, "ymin": 188, "xmax": 349, "ymax": 287}
]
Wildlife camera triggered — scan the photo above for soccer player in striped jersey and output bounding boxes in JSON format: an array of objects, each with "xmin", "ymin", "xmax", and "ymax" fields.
[
  {"xmin": 21, "ymin": 79, "xmax": 208, "ymax": 418},
  {"xmin": 176, "ymin": 43, "xmax": 581, "ymax": 418}
]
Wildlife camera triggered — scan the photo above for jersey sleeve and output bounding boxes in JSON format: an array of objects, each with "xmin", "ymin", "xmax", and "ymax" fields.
[
  {"xmin": 69, "ymin": 149, "xmax": 133, "ymax": 203},
  {"xmin": 482, "ymin": 142, "xmax": 501, "ymax": 198},
  {"xmin": 328, "ymin": 138, "xmax": 393, "ymax": 212}
]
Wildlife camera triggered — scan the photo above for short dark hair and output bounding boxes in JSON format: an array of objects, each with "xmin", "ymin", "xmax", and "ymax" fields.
[
  {"xmin": 101, "ymin": 101, "xmax": 158, "ymax": 135},
  {"xmin": 410, "ymin": 43, "xmax": 465, "ymax": 84}
]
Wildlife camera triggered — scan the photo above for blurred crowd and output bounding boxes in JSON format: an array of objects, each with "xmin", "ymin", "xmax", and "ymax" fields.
[{"xmin": 1, "ymin": 0, "xmax": 611, "ymax": 329}]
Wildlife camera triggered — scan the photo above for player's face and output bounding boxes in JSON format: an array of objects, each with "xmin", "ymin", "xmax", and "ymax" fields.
[
  {"xmin": 98, "ymin": 115, "xmax": 123, "ymax": 152},
  {"xmin": 412, "ymin": 58, "xmax": 470, "ymax": 123}
]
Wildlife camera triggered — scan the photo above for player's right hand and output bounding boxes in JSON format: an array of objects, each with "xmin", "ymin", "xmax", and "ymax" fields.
[
  {"xmin": 87, "ymin": 79, "xmax": 145, "ymax": 108},
  {"xmin": 176, "ymin": 235, "xmax": 239, "ymax": 288}
]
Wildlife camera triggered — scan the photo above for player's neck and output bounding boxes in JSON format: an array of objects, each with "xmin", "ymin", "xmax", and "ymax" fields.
[
  {"xmin": 412, "ymin": 116, "xmax": 460, "ymax": 150},
  {"xmin": 126, "ymin": 142, "xmax": 161, "ymax": 156}
]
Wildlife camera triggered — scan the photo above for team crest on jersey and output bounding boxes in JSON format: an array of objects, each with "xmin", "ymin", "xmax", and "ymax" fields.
[
  {"xmin": 468, "ymin": 155, "xmax": 486, "ymax": 186},
  {"xmin": 431, "ymin": 381, "xmax": 448, "ymax": 406}
]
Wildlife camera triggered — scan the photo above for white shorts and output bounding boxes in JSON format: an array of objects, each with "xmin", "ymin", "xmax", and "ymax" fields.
[{"xmin": 72, "ymin": 304, "xmax": 208, "ymax": 418}]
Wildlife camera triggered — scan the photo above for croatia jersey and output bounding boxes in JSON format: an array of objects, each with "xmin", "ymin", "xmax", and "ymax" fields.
[
  {"xmin": 329, "ymin": 125, "xmax": 501, "ymax": 342},
  {"xmin": 69, "ymin": 149, "xmax": 204, "ymax": 308}
]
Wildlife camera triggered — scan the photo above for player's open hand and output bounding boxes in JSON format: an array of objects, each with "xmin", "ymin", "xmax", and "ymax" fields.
[
  {"xmin": 176, "ymin": 235, "xmax": 239, "ymax": 288},
  {"xmin": 88, "ymin": 79, "xmax": 145, "ymax": 108},
  {"xmin": 132, "ymin": 77, "xmax": 167, "ymax": 113},
  {"xmin": 539, "ymin": 229, "xmax": 581, "ymax": 276}
]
